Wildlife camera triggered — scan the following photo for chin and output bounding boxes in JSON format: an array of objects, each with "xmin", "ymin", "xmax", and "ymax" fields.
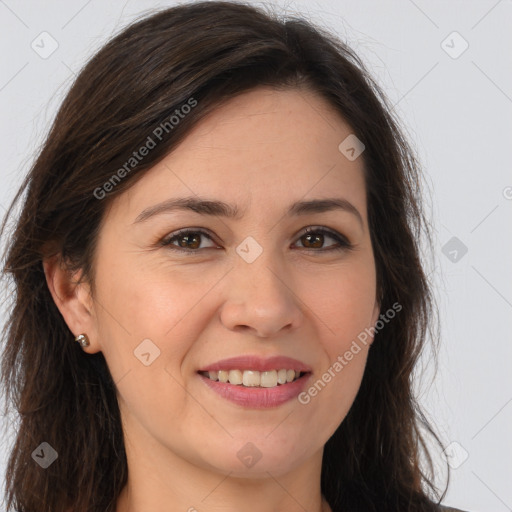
[{"xmin": 192, "ymin": 436, "xmax": 314, "ymax": 478}]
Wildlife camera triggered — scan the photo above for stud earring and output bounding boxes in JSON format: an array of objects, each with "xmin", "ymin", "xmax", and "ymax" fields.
[{"xmin": 75, "ymin": 333, "xmax": 90, "ymax": 348}]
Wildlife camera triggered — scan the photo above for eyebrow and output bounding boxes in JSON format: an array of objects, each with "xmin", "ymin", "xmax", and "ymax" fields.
[{"xmin": 133, "ymin": 196, "xmax": 364, "ymax": 227}]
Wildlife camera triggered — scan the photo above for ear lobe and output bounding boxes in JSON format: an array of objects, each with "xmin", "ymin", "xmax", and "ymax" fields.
[{"xmin": 42, "ymin": 254, "xmax": 97, "ymax": 351}]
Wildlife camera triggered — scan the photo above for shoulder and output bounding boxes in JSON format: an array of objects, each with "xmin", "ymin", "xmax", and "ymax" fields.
[{"xmin": 439, "ymin": 506, "xmax": 469, "ymax": 512}]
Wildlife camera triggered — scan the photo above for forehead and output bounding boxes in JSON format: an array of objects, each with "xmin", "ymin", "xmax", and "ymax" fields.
[{"xmin": 107, "ymin": 86, "xmax": 368, "ymax": 225}]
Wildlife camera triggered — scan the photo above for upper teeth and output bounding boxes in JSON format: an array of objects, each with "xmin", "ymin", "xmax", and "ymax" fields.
[{"xmin": 202, "ymin": 369, "xmax": 301, "ymax": 387}]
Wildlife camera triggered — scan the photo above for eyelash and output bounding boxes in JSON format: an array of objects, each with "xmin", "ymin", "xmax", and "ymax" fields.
[{"xmin": 159, "ymin": 226, "xmax": 353, "ymax": 255}]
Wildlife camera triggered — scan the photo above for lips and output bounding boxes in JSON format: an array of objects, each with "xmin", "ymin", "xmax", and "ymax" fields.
[
  {"xmin": 197, "ymin": 370, "xmax": 312, "ymax": 408},
  {"xmin": 196, "ymin": 355, "xmax": 312, "ymax": 408},
  {"xmin": 197, "ymin": 355, "xmax": 312, "ymax": 373}
]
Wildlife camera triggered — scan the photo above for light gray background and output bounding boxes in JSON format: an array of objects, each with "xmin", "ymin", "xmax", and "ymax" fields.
[{"xmin": 0, "ymin": 1, "xmax": 511, "ymax": 511}]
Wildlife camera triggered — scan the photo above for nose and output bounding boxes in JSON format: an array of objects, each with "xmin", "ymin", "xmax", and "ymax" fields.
[{"xmin": 219, "ymin": 252, "xmax": 304, "ymax": 338}]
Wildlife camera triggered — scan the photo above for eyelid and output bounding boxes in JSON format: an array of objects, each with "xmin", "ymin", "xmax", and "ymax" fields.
[
  {"xmin": 159, "ymin": 227, "xmax": 218, "ymax": 249},
  {"xmin": 299, "ymin": 226, "xmax": 350, "ymax": 244},
  {"xmin": 159, "ymin": 225, "xmax": 353, "ymax": 253}
]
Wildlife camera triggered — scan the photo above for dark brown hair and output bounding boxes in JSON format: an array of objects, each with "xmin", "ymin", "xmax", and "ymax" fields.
[{"xmin": 0, "ymin": 2, "xmax": 449, "ymax": 511}]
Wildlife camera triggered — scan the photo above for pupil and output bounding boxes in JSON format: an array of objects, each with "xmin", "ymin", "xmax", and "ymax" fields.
[
  {"xmin": 180, "ymin": 234, "xmax": 200, "ymax": 248},
  {"xmin": 305, "ymin": 233, "xmax": 323, "ymax": 248}
]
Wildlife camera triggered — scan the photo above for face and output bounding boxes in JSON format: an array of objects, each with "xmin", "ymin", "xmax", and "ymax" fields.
[{"xmin": 61, "ymin": 87, "xmax": 379, "ymax": 479}]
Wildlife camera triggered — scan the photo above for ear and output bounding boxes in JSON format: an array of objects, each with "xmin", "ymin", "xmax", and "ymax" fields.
[{"xmin": 42, "ymin": 254, "xmax": 100, "ymax": 353}]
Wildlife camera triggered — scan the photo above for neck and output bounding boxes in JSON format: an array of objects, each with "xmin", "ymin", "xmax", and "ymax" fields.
[
  {"xmin": 115, "ymin": 398, "xmax": 332, "ymax": 512},
  {"xmin": 116, "ymin": 432, "xmax": 330, "ymax": 512}
]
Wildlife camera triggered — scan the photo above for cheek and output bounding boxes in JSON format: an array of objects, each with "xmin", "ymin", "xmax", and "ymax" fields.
[
  {"xmin": 297, "ymin": 266, "xmax": 374, "ymax": 437},
  {"xmin": 90, "ymin": 252, "xmax": 189, "ymax": 374},
  {"xmin": 296, "ymin": 258, "xmax": 376, "ymax": 413},
  {"xmin": 301, "ymin": 259, "xmax": 377, "ymax": 348},
  {"xmin": 91, "ymin": 258, "xmax": 212, "ymax": 436},
  {"xmin": 92, "ymin": 252, "xmax": 237, "ymax": 396},
  {"xmin": 95, "ymin": 252, "xmax": 212, "ymax": 338}
]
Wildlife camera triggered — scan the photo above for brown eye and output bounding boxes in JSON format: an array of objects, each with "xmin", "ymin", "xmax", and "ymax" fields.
[
  {"xmin": 301, "ymin": 232, "xmax": 324, "ymax": 249},
  {"xmin": 176, "ymin": 232, "xmax": 201, "ymax": 249},
  {"xmin": 161, "ymin": 229, "xmax": 217, "ymax": 251},
  {"xmin": 160, "ymin": 227, "xmax": 352, "ymax": 254},
  {"xmin": 294, "ymin": 227, "xmax": 351, "ymax": 252}
]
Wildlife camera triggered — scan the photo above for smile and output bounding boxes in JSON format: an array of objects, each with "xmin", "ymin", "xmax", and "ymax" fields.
[{"xmin": 199, "ymin": 369, "xmax": 305, "ymax": 388}]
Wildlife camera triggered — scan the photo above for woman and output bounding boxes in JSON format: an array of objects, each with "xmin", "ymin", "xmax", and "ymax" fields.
[{"xmin": 0, "ymin": 2, "xmax": 467, "ymax": 511}]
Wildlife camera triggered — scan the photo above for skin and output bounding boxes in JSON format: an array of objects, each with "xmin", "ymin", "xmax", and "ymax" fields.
[{"xmin": 44, "ymin": 86, "xmax": 380, "ymax": 512}]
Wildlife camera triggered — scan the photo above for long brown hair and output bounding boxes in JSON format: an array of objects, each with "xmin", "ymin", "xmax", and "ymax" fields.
[{"xmin": 0, "ymin": 2, "xmax": 449, "ymax": 511}]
